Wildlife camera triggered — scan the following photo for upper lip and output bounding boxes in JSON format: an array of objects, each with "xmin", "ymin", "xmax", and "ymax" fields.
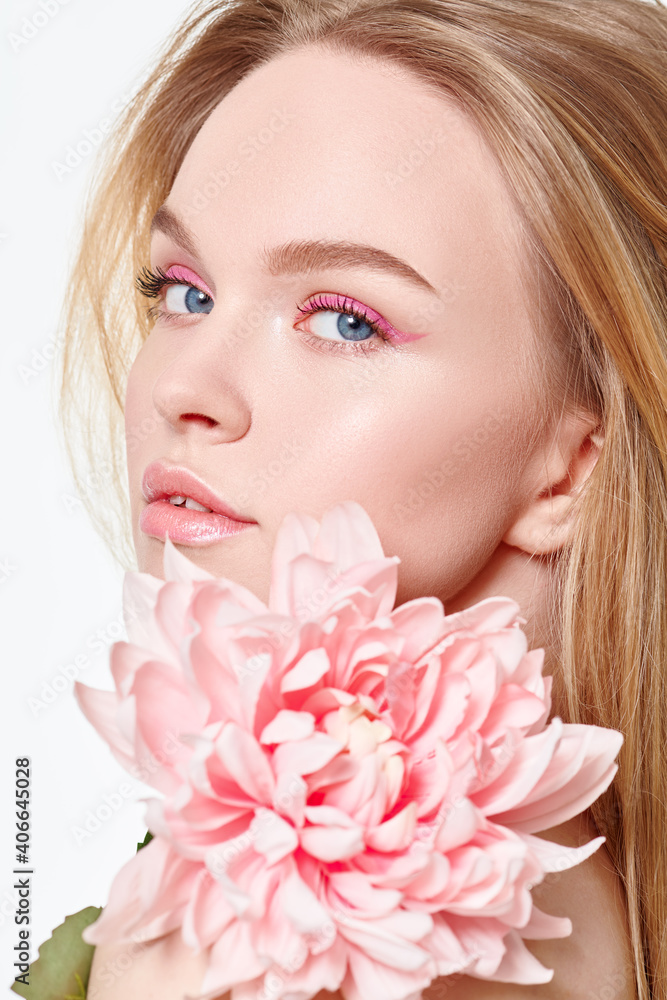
[{"xmin": 141, "ymin": 460, "xmax": 257, "ymax": 523}]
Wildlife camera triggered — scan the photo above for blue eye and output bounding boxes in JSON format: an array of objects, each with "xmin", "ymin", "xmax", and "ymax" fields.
[
  {"xmin": 164, "ymin": 283, "xmax": 214, "ymax": 315},
  {"xmin": 135, "ymin": 265, "xmax": 214, "ymax": 321},
  {"xmin": 294, "ymin": 291, "xmax": 396, "ymax": 356},
  {"xmin": 309, "ymin": 311, "xmax": 376, "ymax": 343}
]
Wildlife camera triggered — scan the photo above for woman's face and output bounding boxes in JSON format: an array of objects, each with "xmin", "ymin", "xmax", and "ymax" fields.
[{"xmin": 125, "ymin": 45, "xmax": 554, "ymax": 609}]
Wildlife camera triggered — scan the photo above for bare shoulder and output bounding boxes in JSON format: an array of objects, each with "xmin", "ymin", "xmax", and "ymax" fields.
[
  {"xmin": 86, "ymin": 933, "xmax": 330, "ymax": 1000},
  {"xmin": 86, "ymin": 931, "xmax": 209, "ymax": 1000},
  {"xmin": 86, "ymin": 815, "xmax": 637, "ymax": 1000}
]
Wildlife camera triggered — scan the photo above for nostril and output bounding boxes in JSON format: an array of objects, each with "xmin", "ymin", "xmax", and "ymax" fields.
[{"xmin": 181, "ymin": 412, "xmax": 217, "ymax": 427}]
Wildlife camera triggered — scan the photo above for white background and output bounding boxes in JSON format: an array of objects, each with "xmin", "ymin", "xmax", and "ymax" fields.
[
  {"xmin": 1, "ymin": 0, "xmax": 199, "ymax": 990},
  {"xmin": 3, "ymin": 0, "xmax": 667, "ymax": 995}
]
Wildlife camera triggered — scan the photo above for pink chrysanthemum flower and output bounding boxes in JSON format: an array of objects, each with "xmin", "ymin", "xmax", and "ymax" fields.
[{"xmin": 75, "ymin": 501, "xmax": 623, "ymax": 1000}]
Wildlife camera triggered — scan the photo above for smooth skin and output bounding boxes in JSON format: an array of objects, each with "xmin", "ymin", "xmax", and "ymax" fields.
[{"xmin": 89, "ymin": 45, "xmax": 635, "ymax": 999}]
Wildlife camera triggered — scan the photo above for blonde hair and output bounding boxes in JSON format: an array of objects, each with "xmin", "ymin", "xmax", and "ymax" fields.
[{"xmin": 58, "ymin": 0, "xmax": 667, "ymax": 994}]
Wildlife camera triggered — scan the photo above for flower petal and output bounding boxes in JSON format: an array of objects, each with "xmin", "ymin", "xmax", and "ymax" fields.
[
  {"xmin": 365, "ymin": 801, "xmax": 417, "ymax": 852},
  {"xmin": 215, "ymin": 722, "xmax": 276, "ymax": 804},
  {"xmin": 260, "ymin": 709, "xmax": 315, "ymax": 744},
  {"xmin": 251, "ymin": 807, "xmax": 299, "ymax": 865},
  {"xmin": 300, "ymin": 821, "xmax": 365, "ymax": 862},
  {"xmin": 281, "ymin": 647, "xmax": 331, "ymax": 693},
  {"xmin": 280, "ymin": 861, "xmax": 331, "ymax": 934},
  {"xmin": 490, "ymin": 725, "xmax": 623, "ymax": 832},
  {"xmin": 272, "ymin": 732, "xmax": 344, "ymax": 777},
  {"xmin": 73, "ymin": 683, "xmax": 134, "ymax": 766}
]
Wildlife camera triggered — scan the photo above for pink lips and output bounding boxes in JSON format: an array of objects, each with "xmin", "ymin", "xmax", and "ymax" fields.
[{"xmin": 140, "ymin": 460, "xmax": 257, "ymax": 546}]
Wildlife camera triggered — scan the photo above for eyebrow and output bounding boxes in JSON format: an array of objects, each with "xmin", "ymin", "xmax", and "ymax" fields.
[{"xmin": 149, "ymin": 204, "xmax": 439, "ymax": 296}]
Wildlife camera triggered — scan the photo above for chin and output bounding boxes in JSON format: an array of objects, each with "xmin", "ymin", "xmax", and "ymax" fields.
[{"xmin": 133, "ymin": 534, "xmax": 165, "ymax": 578}]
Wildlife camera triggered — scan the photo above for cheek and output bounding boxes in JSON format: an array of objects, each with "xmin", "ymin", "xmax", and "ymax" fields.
[
  {"xmin": 124, "ymin": 367, "xmax": 146, "ymax": 443},
  {"xmin": 309, "ymin": 373, "xmax": 522, "ymax": 507},
  {"xmin": 297, "ymin": 386, "xmax": 535, "ymax": 604},
  {"xmin": 123, "ymin": 347, "xmax": 160, "ymax": 484}
]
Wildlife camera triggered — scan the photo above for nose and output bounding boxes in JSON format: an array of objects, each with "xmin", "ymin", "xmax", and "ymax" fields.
[{"xmin": 150, "ymin": 314, "xmax": 252, "ymax": 445}]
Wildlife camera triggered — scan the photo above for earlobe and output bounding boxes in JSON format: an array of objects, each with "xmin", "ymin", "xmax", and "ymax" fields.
[
  {"xmin": 503, "ymin": 492, "xmax": 579, "ymax": 555},
  {"xmin": 502, "ymin": 422, "xmax": 604, "ymax": 557}
]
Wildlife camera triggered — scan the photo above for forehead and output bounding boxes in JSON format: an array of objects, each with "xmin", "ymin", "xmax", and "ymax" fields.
[{"xmin": 168, "ymin": 44, "xmax": 530, "ymax": 293}]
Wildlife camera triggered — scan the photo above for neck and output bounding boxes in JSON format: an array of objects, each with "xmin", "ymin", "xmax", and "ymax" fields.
[{"xmin": 442, "ymin": 540, "xmax": 563, "ymax": 676}]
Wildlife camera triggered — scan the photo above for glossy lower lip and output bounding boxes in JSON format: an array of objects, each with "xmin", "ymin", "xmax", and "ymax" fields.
[{"xmin": 140, "ymin": 499, "xmax": 257, "ymax": 545}]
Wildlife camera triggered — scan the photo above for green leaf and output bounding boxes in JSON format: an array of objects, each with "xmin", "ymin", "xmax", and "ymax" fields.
[
  {"xmin": 64, "ymin": 971, "xmax": 87, "ymax": 1000},
  {"xmin": 10, "ymin": 905, "xmax": 102, "ymax": 999},
  {"xmin": 136, "ymin": 829, "xmax": 153, "ymax": 852}
]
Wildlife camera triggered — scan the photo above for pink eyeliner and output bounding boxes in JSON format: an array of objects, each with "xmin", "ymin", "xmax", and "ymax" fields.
[
  {"xmin": 164, "ymin": 264, "xmax": 214, "ymax": 299},
  {"xmin": 387, "ymin": 327, "xmax": 430, "ymax": 344},
  {"xmin": 318, "ymin": 292, "xmax": 430, "ymax": 344},
  {"xmin": 349, "ymin": 295, "xmax": 427, "ymax": 342}
]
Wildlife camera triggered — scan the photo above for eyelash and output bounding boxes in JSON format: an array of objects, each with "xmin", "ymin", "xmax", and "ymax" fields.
[
  {"xmin": 135, "ymin": 266, "xmax": 394, "ymax": 356},
  {"xmin": 135, "ymin": 266, "xmax": 195, "ymax": 322},
  {"xmin": 294, "ymin": 293, "xmax": 393, "ymax": 356}
]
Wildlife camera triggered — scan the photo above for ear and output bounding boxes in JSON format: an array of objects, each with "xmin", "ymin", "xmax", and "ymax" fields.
[{"xmin": 502, "ymin": 412, "xmax": 604, "ymax": 556}]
